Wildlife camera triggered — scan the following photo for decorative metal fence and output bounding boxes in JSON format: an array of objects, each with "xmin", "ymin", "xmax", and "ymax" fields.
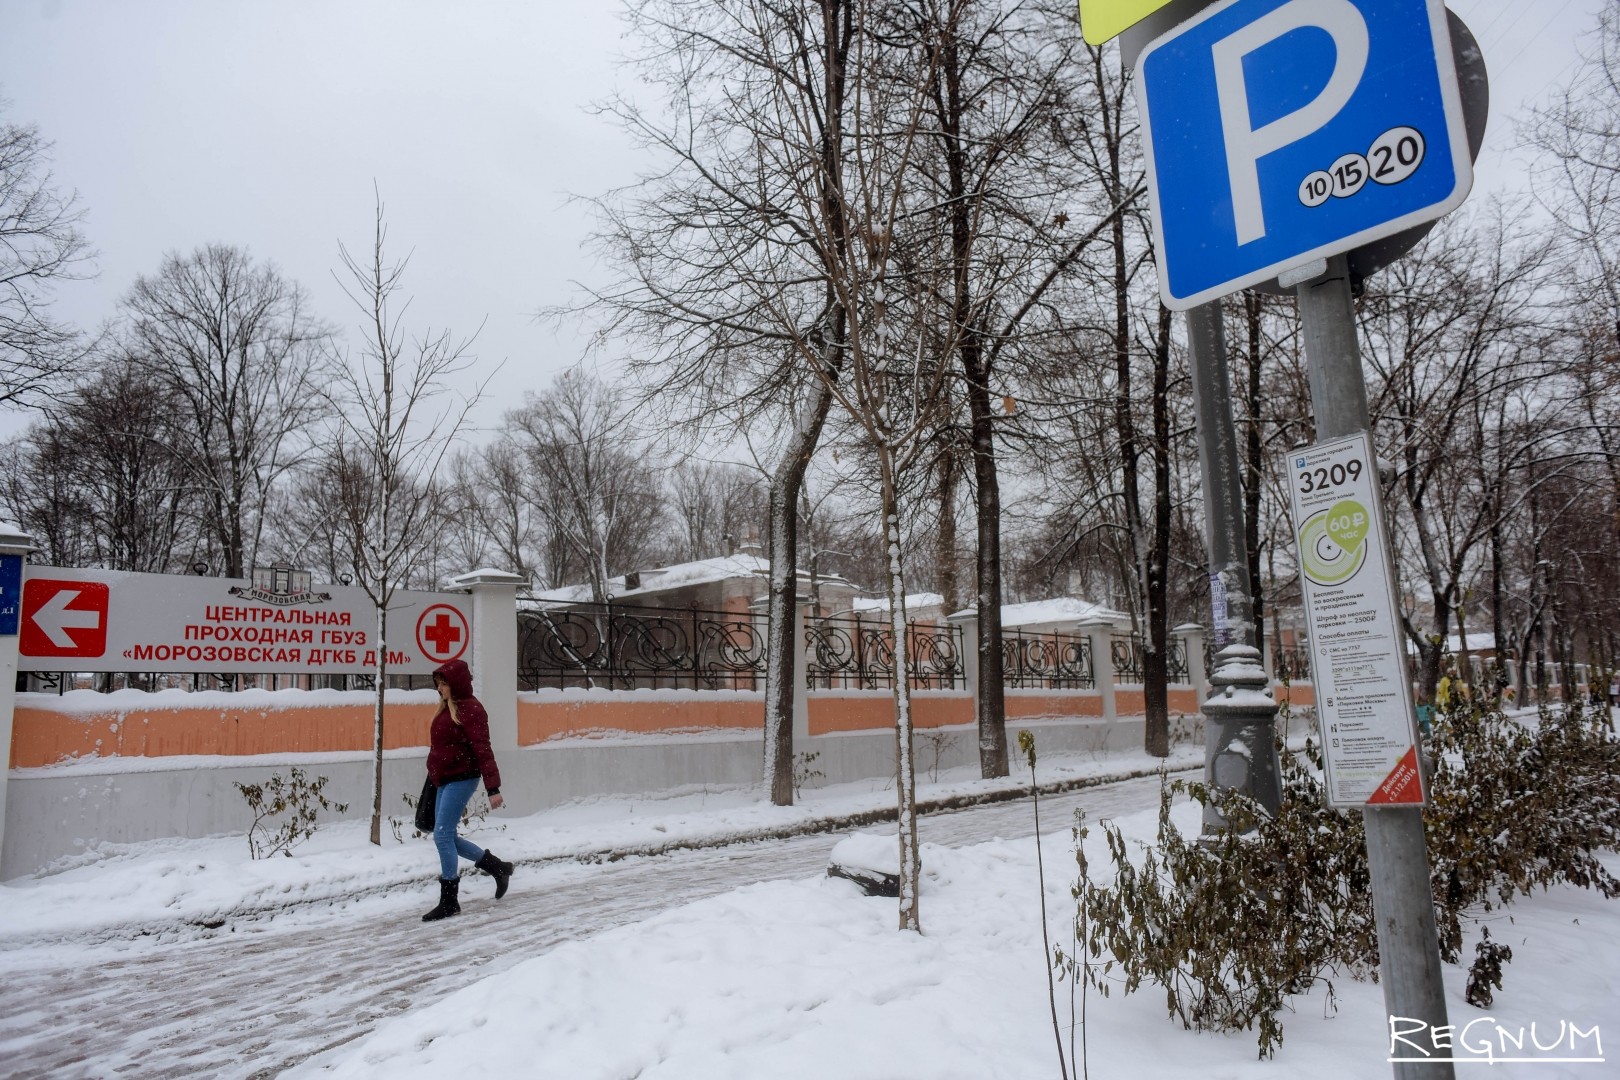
[
  {"xmin": 1109, "ymin": 635, "xmax": 1142, "ymax": 683},
  {"xmin": 18, "ymin": 670, "xmax": 418, "ymax": 694},
  {"xmin": 1273, "ymin": 645, "xmax": 1311, "ymax": 682},
  {"xmin": 1109, "ymin": 634, "xmax": 1190, "ymax": 684},
  {"xmin": 804, "ymin": 614, "xmax": 965, "ymax": 691},
  {"xmin": 517, "ymin": 603, "xmax": 766, "ymax": 691},
  {"xmin": 1167, "ymin": 637, "xmax": 1189, "ymax": 682},
  {"xmin": 1002, "ymin": 629, "xmax": 1093, "ymax": 689}
]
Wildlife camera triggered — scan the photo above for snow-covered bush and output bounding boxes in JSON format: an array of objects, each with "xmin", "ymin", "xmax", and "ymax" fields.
[
  {"xmin": 233, "ymin": 768, "xmax": 349, "ymax": 859},
  {"xmin": 1425, "ymin": 701, "xmax": 1620, "ymax": 962},
  {"xmin": 1071, "ymin": 700, "xmax": 1620, "ymax": 1057}
]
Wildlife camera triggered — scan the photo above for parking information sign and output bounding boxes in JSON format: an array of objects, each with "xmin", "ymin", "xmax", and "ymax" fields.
[
  {"xmin": 1135, "ymin": 0, "xmax": 1472, "ymax": 308},
  {"xmin": 1288, "ymin": 431, "xmax": 1426, "ymax": 807}
]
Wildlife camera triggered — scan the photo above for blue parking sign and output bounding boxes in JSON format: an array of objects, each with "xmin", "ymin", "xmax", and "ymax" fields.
[{"xmin": 1136, "ymin": 0, "xmax": 1472, "ymax": 308}]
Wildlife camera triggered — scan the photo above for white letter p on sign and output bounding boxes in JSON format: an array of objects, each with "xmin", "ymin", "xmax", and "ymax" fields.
[{"xmin": 1212, "ymin": 0, "xmax": 1369, "ymax": 245}]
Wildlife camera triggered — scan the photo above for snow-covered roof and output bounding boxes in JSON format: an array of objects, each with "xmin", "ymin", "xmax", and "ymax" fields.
[
  {"xmin": 531, "ymin": 555, "xmax": 769, "ymax": 606},
  {"xmin": 1404, "ymin": 631, "xmax": 1501, "ymax": 656},
  {"xmin": 851, "ymin": 592, "xmax": 945, "ymax": 615},
  {"xmin": 530, "ymin": 554, "xmax": 857, "ymax": 607},
  {"xmin": 961, "ymin": 596, "xmax": 1129, "ymax": 630}
]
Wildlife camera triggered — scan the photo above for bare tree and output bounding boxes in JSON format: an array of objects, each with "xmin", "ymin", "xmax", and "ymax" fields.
[
  {"xmin": 0, "ymin": 107, "xmax": 93, "ymax": 408},
  {"xmin": 588, "ymin": 0, "xmax": 865, "ymax": 809},
  {"xmin": 506, "ymin": 370, "xmax": 668, "ymax": 597},
  {"xmin": 1357, "ymin": 209, "xmax": 1553, "ymax": 702},
  {"xmin": 327, "ymin": 200, "xmax": 484, "ymax": 847},
  {"xmin": 121, "ymin": 244, "xmax": 333, "ymax": 577},
  {"xmin": 1, "ymin": 359, "xmax": 200, "ymax": 571},
  {"xmin": 666, "ymin": 459, "xmax": 767, "ymax": 563},
  {"xmin": 442, "ymin": 440, "xmax": 545, "ymax": 585}
]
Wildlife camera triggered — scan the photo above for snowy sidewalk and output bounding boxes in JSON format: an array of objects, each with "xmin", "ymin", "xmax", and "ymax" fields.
[
  {"xmin": 0, "ymin": 742, "xmax": 1204, "ymax": 948},
  {"xmin": 0, "ymin": 768, "xmax": 1186, "ymax": 1080}
]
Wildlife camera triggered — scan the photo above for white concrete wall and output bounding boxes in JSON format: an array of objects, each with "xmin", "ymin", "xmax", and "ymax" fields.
[{"xmin": 2, "ymin": 715, "xmax": 1140, "ymax": 879}]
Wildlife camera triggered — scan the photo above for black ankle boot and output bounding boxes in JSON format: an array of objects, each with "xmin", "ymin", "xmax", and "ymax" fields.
[
  {"xmin": 422, "ymin": 877, "xmax": 461, "ymax": 922},
  {"xmin": 475, "ymin": 851, "xmax": 514, "ymax": 899}
]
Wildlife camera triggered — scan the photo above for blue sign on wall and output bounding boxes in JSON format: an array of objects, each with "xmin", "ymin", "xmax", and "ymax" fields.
[
  {"xmin": 1136, "ymin": 0, "xmax": 1472, "ymax": 308},
  {"xmin": 0, "ymin": 553, "xmax": 20, "ymax": 636}
]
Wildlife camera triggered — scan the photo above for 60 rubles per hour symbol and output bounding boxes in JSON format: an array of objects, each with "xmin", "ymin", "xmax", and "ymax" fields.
[
  {"xmin": 1299, "ymin": 126, "xmax": 1426, "ymax": 207},
  {"xmin": 1299, "ymin": 499, "xmax": 1371, "ymax": 587}
]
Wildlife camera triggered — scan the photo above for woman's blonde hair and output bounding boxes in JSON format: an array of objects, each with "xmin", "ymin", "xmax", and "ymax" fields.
[{"xmin": 436, "ymin": 676, "xmax": 462, "ymax": 725}]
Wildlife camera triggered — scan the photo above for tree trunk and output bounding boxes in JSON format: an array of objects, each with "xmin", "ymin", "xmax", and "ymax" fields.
[
  {"xmin": 370, "ymin": 603, "xmax": 388, "ymax": 847},
  {"xmin": 1489, "ymin": 489, "xmax": 1507, "ymax": 699},
  {"xmin": 1242, "ymin": 291, "xmax": 1267, "ymax": 659},
  {"xmin": 1142, "ymin": 305, "xmax": 1174, "ymax": 758},
  {"xmin": 932, "ymin": 13, "xmax": 1007, "ymax": 780},
  {"xmin": 935, "ymin": 440, "xmax": 960, "ymax": 615},
  {"xmin": 1417, "ymin": 596, "xmax": 1451, "ymax": 709},
  {"xmin": 964, "ymin": 367, "xmax": 1008, "ymax": 778},
  {"xmin": 878, "ymin": 451, "xmax": 921, "ymax": 933},
  {"xmin": 762, "ymin": 370, "xmax": 839, "ymax": 806}
]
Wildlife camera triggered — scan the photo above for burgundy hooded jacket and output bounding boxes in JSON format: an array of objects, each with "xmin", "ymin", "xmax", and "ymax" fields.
[{"xmin": 426, "ymin": 658, "xmax": 502, "ymax": 795}]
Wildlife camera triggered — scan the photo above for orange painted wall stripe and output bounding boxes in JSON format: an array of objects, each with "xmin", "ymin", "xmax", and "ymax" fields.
[
  {"xmin": 13, "ymin": 684, "xmax": 1315, "ymax": 766},
  {"xmin": 1276, "ymin": 683, "xmax": 1316, "ymax": 708},
  {"xmin": 10, "ymin": 701, "xmax": 438, "ymax": 769},
  {"xmin": 1166, "ymin": 687, "xmax": 1200, "ymax": 713},
  {"xmin": 1006, "ymin": 692, "xmax": 1105, "ymax": 720},
  {"xmin": 517, "ymin": 696, "xmax": 763, "ymax": 743},
  {"xmin": 806, "ymin": 694, "xmax": 973, "ymax": 735}
]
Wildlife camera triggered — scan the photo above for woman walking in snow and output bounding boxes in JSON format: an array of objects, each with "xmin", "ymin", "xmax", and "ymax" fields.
[{"xmin": 421, "ymin": 658, "xmax": 514, "ymax": 921}]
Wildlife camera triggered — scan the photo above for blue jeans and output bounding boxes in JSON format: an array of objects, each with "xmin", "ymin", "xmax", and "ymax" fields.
[{"xmin": 433, "ymin": 777, "xmax": 486, "ymax": 881}]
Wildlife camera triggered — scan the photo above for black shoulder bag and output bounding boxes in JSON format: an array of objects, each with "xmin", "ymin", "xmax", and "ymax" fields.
[{"xmin": 414, "ymin": 775, "xmax": 437, "ymax": 834}]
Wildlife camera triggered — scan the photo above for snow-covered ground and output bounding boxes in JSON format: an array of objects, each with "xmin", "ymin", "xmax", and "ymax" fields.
[
  {"xmin": 3, "ymin": 737, "xmax": 1616, "ymax": 1079},
  {"xmin": 290, "ymin": 809, "xmax": 1620, "ymax": 1080}
]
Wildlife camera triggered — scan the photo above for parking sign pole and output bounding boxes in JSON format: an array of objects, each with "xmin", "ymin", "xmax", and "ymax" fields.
[{"xmin": 1297, "ymin": 254, "xmax": 1452, "ymax": 1080}]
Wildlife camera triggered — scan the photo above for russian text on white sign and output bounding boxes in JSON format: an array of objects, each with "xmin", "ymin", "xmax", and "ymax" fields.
[
  {"xmin": 1287, "ymin": 431, "xmax": 1425, "ymax": 807},
  {"xmin": 17, "ymin": 566, "xmax": 472, "ymax": 677},
  {"xmin": 1135, "ymin": 0, "xmax": 1472, "ymax": 309}
]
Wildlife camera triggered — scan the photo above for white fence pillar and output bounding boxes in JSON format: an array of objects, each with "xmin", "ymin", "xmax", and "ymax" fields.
[
  {"xmin": 1080, "ymin": 618, "xmax": 1117, "ymax": 722},
  {"xmin": 450, "ymin": 569, "xmax": 524, "ymax": 761},
  {"xmin": 948, "ymin": 609, "xmax": 980, "ymax": 704},
  {"xmin": 793, "ymin": 599, "xmax": 811, "ymax": 744},
  {"xmin": 1176, "ymin": 622, "xmax": 1207, "ymax": 698},
  {"xmin": 0, "ymin": 523, "xmax": 32, "ymax": 871}
]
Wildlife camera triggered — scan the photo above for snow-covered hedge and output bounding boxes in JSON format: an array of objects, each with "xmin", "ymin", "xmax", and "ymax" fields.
[{"xmin": 1067, "ymin": 701, "xmax": 1620, "ymax": 1057}]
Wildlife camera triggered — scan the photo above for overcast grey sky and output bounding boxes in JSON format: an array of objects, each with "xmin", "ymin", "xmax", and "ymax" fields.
[{"xmin": 0, "ymin": 0, "xmax": 1606, "ymax": 442}]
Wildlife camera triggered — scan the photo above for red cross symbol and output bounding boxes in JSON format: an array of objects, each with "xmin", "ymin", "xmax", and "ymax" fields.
[{"xmin": 416, "ymin": 604, "xmax": 469, "ymax": 662}]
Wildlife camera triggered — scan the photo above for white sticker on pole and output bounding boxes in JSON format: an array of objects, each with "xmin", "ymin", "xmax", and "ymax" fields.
[{"xmin": 1288, "ymin": 431, "xmax": 1425, "ymax": 807}]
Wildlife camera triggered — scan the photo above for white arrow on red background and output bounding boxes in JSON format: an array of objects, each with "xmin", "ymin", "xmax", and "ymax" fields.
[{"xmin": 31, "ymin": 588, "xmax": 103, "ymax": 648}]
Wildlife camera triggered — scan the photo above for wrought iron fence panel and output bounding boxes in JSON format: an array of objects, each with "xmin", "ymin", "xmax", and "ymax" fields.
[
  {"xmin": 1110, "ymin": 635, "xmax": 1143, "ymax": 683},
  {"xmin": 1273, "ymin": 645, "xmax": 1311, "ymax": 682},
  {"xmin": 906, "ymin": 622, "xmax": 964, "ymax": 690},
  {"xmin": 1167, "ymin": 637, "xmax": 1190, "ymax": 683},
  {"xmin": 804, "ymin": 614, "xmax": 964, "ymax": 691},
  {"xmin": 1002, "ymin": 630, "xmax": 1093, "ymax": 689},
  {"xmin": 517, "ymin": 603, "xmax": 766, "ymax": 690},
  {"xmin": 1106, "ymin": 634, "xmax": 1191, "ymax": 684}
]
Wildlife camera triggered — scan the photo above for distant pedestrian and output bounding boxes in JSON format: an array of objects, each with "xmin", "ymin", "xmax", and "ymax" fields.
[{"xmin": 421, "ymin": 658, "xmax": 514, "ymax": 922}]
